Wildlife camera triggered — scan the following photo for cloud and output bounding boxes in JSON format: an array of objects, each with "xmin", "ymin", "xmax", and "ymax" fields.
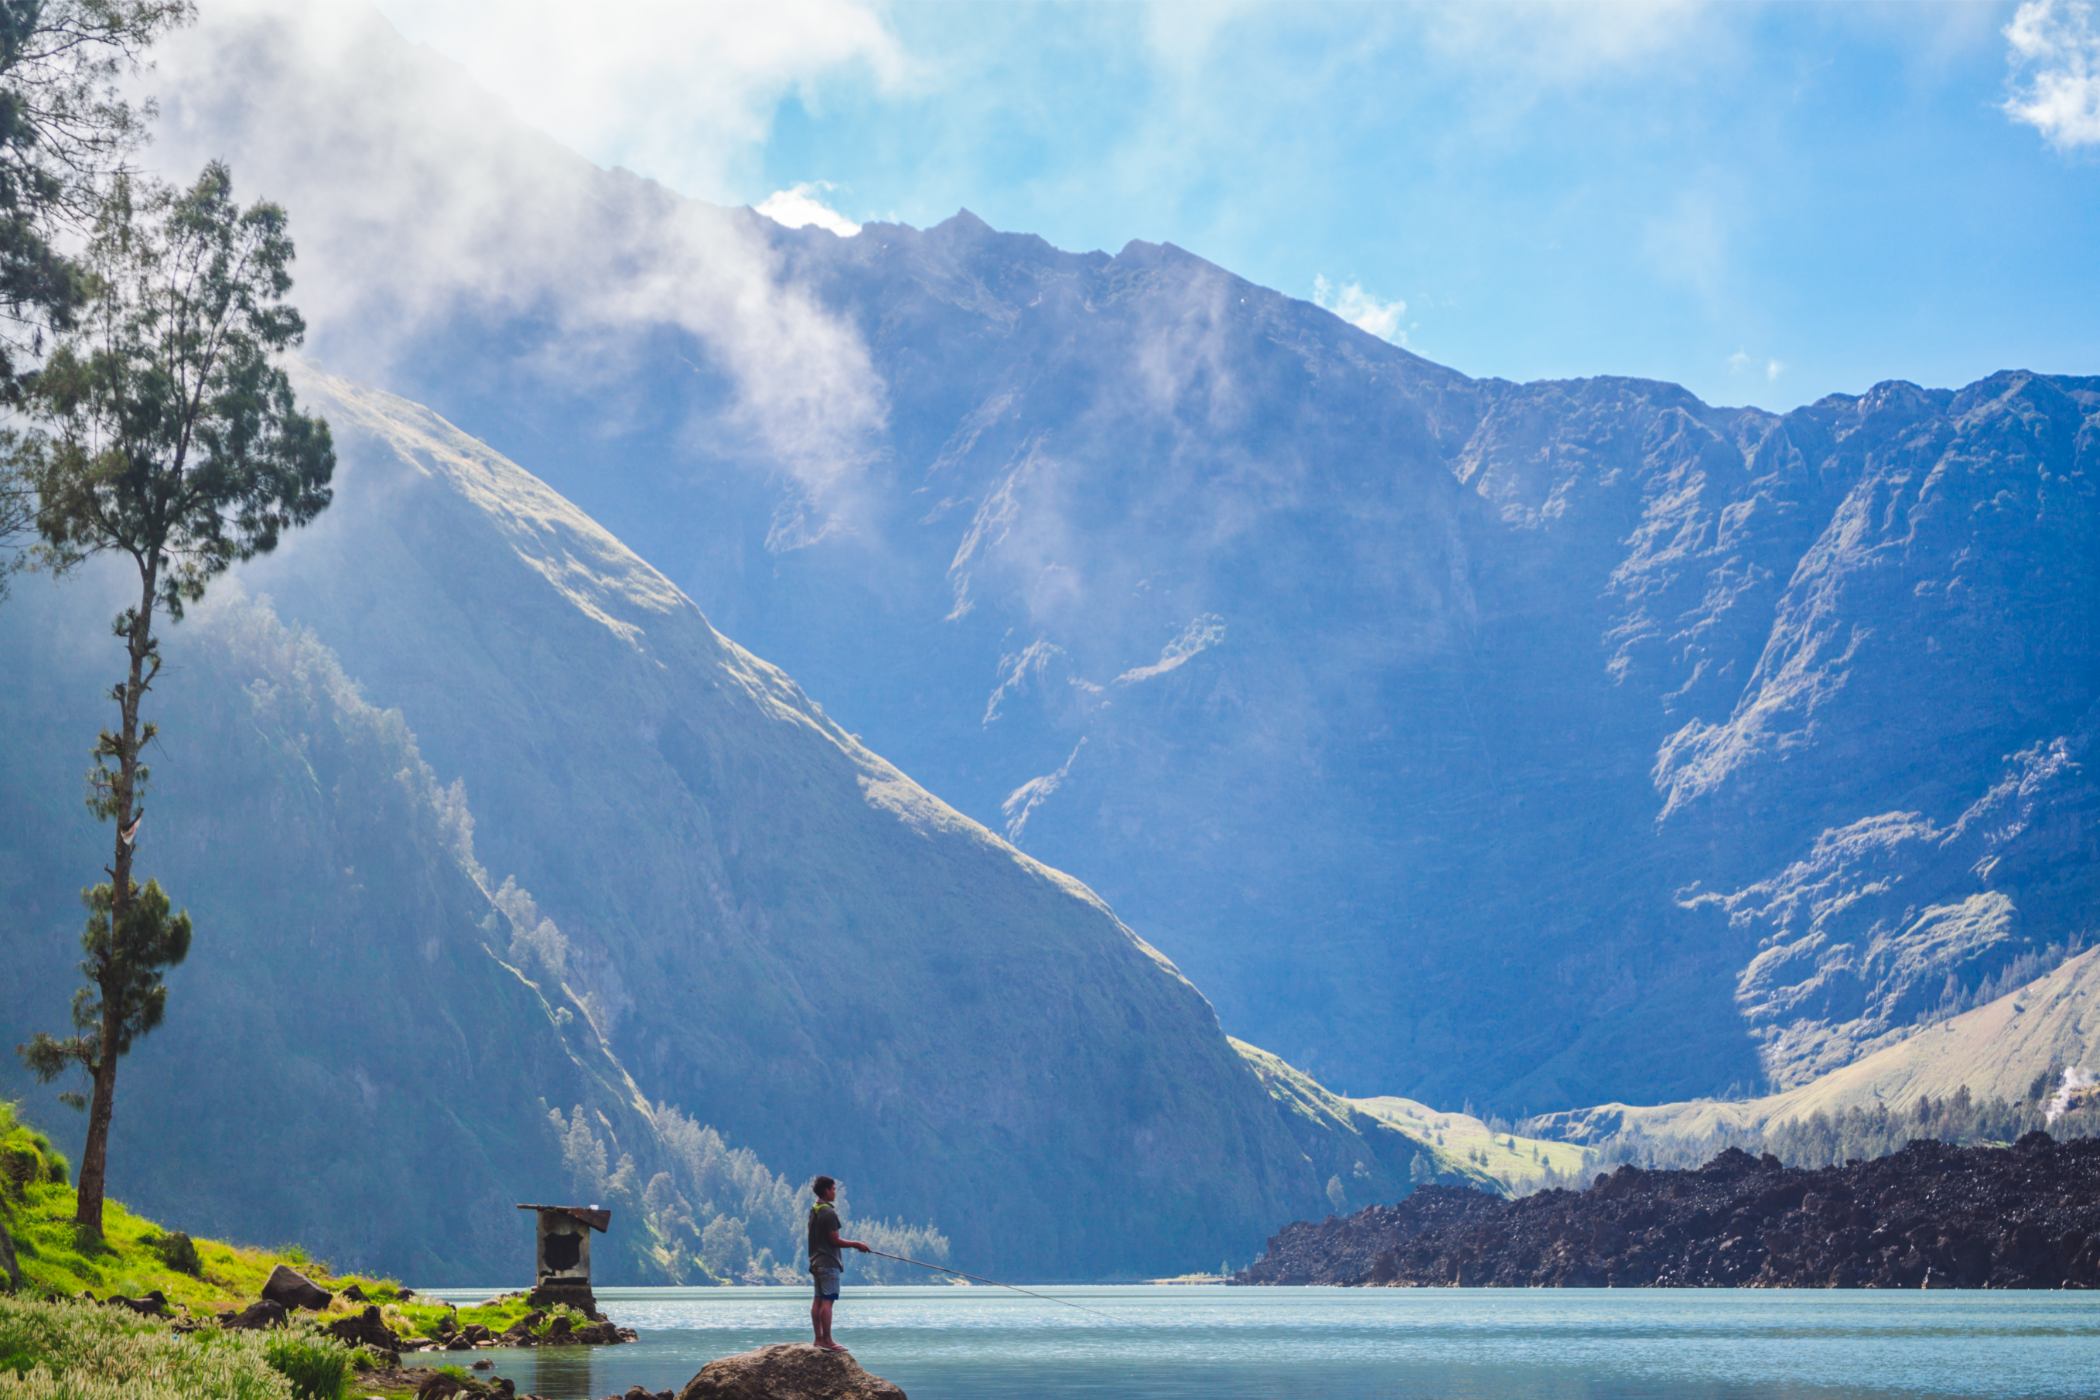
[
  {"xmin": 757, "ymin": 184, "xmax": 862, "ymax": 237},
  {"xmin": 1311, "ymin": 275, "xmax": 1407, "ymax": 343},
  {"xmin": 2003, "ymin": 0, "xmax": 2100, "ymax": 149},
  {"xmin": 1728, "ymin": 351, "xmax": 1785, "ymax": 383},
  {"xmin": 368, "ymin": 0, "xmax": 915, "ymax": 201},
  {"xmin": 143, "ymin": 0, "xmax": 887, "ymax": 525}
]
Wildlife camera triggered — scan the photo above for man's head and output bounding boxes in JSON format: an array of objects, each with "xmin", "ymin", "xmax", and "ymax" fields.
[{"xmin": 812, "ymin": 1175, "xmax": 837, "ymax": 1202}]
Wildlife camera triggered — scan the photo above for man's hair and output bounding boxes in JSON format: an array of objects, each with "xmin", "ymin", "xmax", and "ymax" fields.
[{"xmin": 812, "ymin": 1175, "xmax": 836, "ymax": 1196}]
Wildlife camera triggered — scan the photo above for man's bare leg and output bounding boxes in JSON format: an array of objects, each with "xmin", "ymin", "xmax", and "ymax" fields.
[{"xmin": 812, "ymin": 1296, "xmax": 848, "ymax": 1351}]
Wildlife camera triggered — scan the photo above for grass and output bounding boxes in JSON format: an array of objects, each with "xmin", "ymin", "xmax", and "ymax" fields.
[
  {"xmin": 0, "ymin": 1295, "xmax": 295, "ymax": 1400},
  {"xmin": 0, "ymin": 1103, "xmax": 533, "ymax": 1343},
  {"xmin": 1348, "ymin": 1096, "xmax": 1593, "ymax": 1191}
]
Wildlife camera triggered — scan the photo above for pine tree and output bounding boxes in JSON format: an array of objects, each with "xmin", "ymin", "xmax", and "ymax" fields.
[{"xmin": 13, "ymin": 160, "xmax": 333, "ymax": 1235}]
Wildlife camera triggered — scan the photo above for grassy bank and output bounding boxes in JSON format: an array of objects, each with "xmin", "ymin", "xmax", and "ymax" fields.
[{"xmin": 1, "ymin": 1104, "xmax": 548, "ymax": 1399}]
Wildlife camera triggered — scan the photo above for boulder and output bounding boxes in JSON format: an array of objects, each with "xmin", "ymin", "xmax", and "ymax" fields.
[
  {"xmin": 261, "ymin": 1263, "xmax": 334, "ymax": 1311},
  {"xmin": 341, "ymin": 1283, "xmax": 367, "ymax": 1302},
  {"xmin": 678, "ymin": 1344, "xmax": 907, "ymax": 1400},
  {"xmin": 496, "ymin": 1309, "xmax": 545, "ymax": 1346},
  {"xmin": 325, "ymin": 1304, "xmax": 404, "ymax": 1353},
  {"xmin": 108, "ymin": 1290, "xmax": 169, "ymax": 1317},
  {"xmin": 220, "ymin": 1298, "xmax": 289, "ymax": 1330}
]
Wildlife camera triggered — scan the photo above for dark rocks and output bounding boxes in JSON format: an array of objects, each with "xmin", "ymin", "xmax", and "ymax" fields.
[
  {"xmin": 326, "ymin": 1305, "xmax": 405, "ymax": 1354},
  {"xmin": 526, "ymin": 1281, "xmax": 602, "ymax": 1319},
  {"xmin": 417, "ymin": 1371, "xmax": 517, "ymax": 1400},
  {"xmin": 106, "ymin": 1290, "xmax": 169, "ymax": 1317},
  {"xmin": 261, "ymin": 1263, "xmax": 334, "ymax": 1311},
  {"xmin": 0, "ymin": 1227, "xmax": 20, "ymax": 1291},
  {"xmin": 621, "ymin": 1388, "xmax": 673, "ymax": 1400},
  {"xmin": 341, "ymin": 1282, "xmax": 367, "ymax": 1302},
  {"xmin": 677, "ymin": 1344, "xmax": 906, "ymax": 1400},
  {"xmin": 220, "ymin": 1298, "xmax": 290, "ymax": 1330},
  {"xmin": 1237, "ymin": 1135, "xmax": 2100, "ymax": 1289},
  {"xmin": 1236, "ymin": 1184, "xmax": 1510, "ymax": 1285}
]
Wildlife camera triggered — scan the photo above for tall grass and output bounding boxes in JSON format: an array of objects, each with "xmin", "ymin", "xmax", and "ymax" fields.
[{"xmin": 0, "ymin": 1297, "xmax": 291, "ymax": 1400}]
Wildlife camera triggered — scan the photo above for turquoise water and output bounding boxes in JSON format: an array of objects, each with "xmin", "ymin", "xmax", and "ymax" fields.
[{"xmin": 419, "ymin": 1285, "xmax": 2100, "ymax": 1399}]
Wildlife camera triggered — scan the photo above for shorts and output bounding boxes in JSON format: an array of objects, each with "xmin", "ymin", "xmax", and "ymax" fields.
[{"xmin": 811, "ymin": 1266, "xmax": 841, "ymax": 1301}]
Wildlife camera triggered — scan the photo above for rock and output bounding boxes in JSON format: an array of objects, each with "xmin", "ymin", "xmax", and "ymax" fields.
[
  {"xmin": 462, "ymin": 1324, "xmax": 494, "ymax": 1344},
  {"xmin": 341, "ymin": 1283, "xmax": 367, "ymax": 1302},
  {"xmin": 526, "ymin": 1281, "xmax": 602, "ymax": 1320},
  {"xmin": 261, "ymin": 1263, "xmax": 334, "ymax": 1311},
  {"xmin": 220, "ymin": 1298, "xmax": 289, "ymax": 1330},
  {"xmin": 0, "ymin": 1228, "xmax": 21, "ymax": 1291},
  {"xmin": 1238, "ymin": 1135, "xmax": 2100, "ymax": 1289},
  {"xmin": 623, "ymin": 1388, "xmax": 673, "ymax": 1400},
  {"xmin": 472, "ymin": 1359, "xmax": 494, "ymax": 1371},
  {"xmin": 325, "ymin": 1304, "xmax": 404, "ymax": 1352},
  {"xmin": 677, "ymin": 1343, "xmax": 906, "ymax": 1400},
  {"xmin": 108, "ymin": 1290, "xmax": 169, "ymax": 1316}
]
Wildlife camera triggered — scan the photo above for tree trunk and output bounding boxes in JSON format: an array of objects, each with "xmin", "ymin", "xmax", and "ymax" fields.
[
  {"xmin": 74, "ymin": 565, "xmax": 156, "ymax": 1235},
  {"xmin": 72, "ymin": 1032, "xmax": 117, "ymax": 1232}
]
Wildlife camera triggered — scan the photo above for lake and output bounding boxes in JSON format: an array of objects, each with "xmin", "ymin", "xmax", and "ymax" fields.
[{"xmin": 416, "ymin": 1285, "xmax": 2100, "ymax": 1399}]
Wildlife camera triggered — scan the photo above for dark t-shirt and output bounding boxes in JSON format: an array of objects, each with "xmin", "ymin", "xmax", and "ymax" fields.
[{"xmin": 809, "ymin": 1202, "xmax": 844, "ymax": 1272}]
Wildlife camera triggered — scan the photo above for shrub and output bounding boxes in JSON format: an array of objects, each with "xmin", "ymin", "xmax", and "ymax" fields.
[
  {"xmin": 150, "ymin": 1234, "xmax": 201, "ymax": 1278},
  {"xmin": 261, "ymin": 1332, "xmax": 348, "ymax": 1400}
]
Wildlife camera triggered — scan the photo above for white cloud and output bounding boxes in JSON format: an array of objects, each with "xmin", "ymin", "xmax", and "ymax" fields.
[
  {"xmin": 1311, "ymin": 275, "xmax": 1407, "ymax": 343},
  {"xmin": 757, "ymin": 184, "xmax": 862, "ymax": 237},
  {"xmin": 2003, "ymin": 0, "xmax": 2100, "ymax": 150},
  {"xmin": 368, "ymin": 0, "xmax": 915, "ymax": 201},
  {"xmin": 145, "ymin": 1, "xmax": 888, "ymax": 524},
  {"xmin": 1727, "ymin": 351, "xmax": 1784, "ymax": 383}
]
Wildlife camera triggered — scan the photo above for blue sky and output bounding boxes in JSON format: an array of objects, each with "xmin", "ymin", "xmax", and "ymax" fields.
[{"xmin": 371, "ymin": 1, "xmax": 2099, "ymax": 411}]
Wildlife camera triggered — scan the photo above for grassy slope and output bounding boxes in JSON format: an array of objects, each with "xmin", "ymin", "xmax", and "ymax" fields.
[
  {"xmin": 1229, "ymin": 1040, "xmax": 1587, "ymax": 1197},
  {"xmin": 3, "ymin": 1103, "xmax": 535, "ymax": 1341},
  {"xmin": 1542, "ymin": 947, "xmax": 2100, "ymax": 1142}
]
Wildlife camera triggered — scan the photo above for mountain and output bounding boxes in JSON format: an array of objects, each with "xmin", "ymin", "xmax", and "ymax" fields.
[
  {"xmin": 1535, "ymin": 945, "xmax": 2100, "ymax": 1147},
  {"xmin": 129, "ymin": 2, "xmax": 2100, "ymax": 1117},
  {"xmin": 3, "ymin": 368, "xmax": 1435, "ymax": 1280}
]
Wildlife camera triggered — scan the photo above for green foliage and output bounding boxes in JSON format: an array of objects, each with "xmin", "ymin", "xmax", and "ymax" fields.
[
  {"xmin": 24, "ymin": 161, "xmax": 335, "ymax": 613},
  {"xmin": 148, "ymin": 1232, "xmax": 199, "ymax": 1277},
  {"xmin": 12, "ymin": 155, "xmax": 333, "ymax": 1235},
  {"xmin": 0, "ymin": 0, "xmax": 193, "ymax": 592},
  {"xmin": 260, "ymin": 1331, "xmax": 347, "ymax": 1400},
  {"xmin": 0, "ymin": 1295, "xmax": 290, "ymax": 1400},
  {"xmin": 17, "ymin": 877, "xmax": 192, "ymax": 1098}
]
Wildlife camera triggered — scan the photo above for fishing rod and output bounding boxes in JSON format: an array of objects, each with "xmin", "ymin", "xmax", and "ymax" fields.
[{"xmin": 863, "ymin": 1249, "xmax": 1113, "ymax": 1319}]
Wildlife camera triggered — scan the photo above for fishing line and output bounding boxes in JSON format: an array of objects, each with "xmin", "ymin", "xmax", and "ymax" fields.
[{"xmin": 863, "ymin": 1249, "xmax": 1114, "ymax": 1319}]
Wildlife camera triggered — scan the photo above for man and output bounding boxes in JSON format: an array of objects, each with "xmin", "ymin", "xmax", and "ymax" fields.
[{"xmin": 807, "ymin": 1175, "xmax": 870, "ymax": 1352}]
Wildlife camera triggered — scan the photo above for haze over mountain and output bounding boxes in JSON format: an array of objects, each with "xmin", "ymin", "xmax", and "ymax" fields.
[
  {"xmin": 125, "ymin": 1, "xmax": 2100, "ymax": 1120},
  {"xmin": 6, "ymin": 368, "xmax": 1475, "ymax": 1280}
]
